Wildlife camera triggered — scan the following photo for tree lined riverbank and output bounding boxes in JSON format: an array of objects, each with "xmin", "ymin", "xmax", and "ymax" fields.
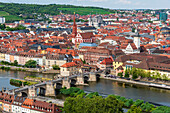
[
  {"xmin": 60, "ymin": 87, "xmax": 170, "ymax": 113},
  {"xmin": 0, "ymin": 70, "xmax": 170, "ymax": 107}
]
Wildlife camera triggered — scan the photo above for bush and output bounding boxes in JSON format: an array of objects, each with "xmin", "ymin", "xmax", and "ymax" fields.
[
  {"xmin": 85, "ymin": 92, "xmax": 99, "ymax": 98},
  {"xmin": 25, "ymin": 60, "xmax": 37, "ymax": 68},
  {"xmin": 125, "ymin": 70, "xmax": 129, "ymax": 78},
  {"xmin": 4, "ymin": 67, "xmax": 10, "ymax": 70},
  {"xmin": 152, "ymin": 106, "xmax": 170, "ymax": 113},
  {"xmin": 124, "ymin": 99, "xmax": 134, "ymax": 108},
  {"xmin": 133, "ymin": 99, "xmax": 144, "ymax": 107},
  {"xmin": 60, "ymin": 87, "xmax": 84, "ymax": 96},
  {"xmin": 10, "ymin": 79, "xmax": 22, "ymax": 86},
  {"xmin": 118, "ymin": 72, "xmax": 123, "ymax": 77},
  {"xmin": 127, "ymin": 105, "xmax": 142, "ymax": 113},
  {"xmin": 52, "ymin": 65, "xmax": 60, "ymax": 70},
  {"xmin": 140, "ymin": 102, "xmax": 155, "ymax": 112},
  {"xmin": 0, "ymin": 66, "xmax": 5, "ymax": 70},
  {"xmin": 118, "ymin": 96, "xmax": 127, "ymax": 102}
]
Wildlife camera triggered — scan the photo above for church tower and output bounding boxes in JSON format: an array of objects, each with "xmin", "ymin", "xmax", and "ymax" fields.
[
  {"xmin": 134, "ymin": 34, "xmax": 140, "ymax": 49},
  {"xmin": 72, "ymin": 12, "xmax": 77, "ymax": 38}
]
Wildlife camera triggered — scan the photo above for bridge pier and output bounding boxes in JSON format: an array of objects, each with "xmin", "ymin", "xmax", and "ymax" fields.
[
  {"xmin": 28, "ymin": 86, "xmax": 37, "ymax": 98},
  {"xmin": 89, "ymin": 72, "xmax": 96, "ymax": 81},
  {"xmin": 76, "ymin": 75, "xmax": 84, "ymax": 85},
  {"xmin": 62, "ymin": 77, "xmax": 70, "ymax": 89},
  {"xmin": 45, "ymin": 82, "xmax": 55, "ymax": 96}
]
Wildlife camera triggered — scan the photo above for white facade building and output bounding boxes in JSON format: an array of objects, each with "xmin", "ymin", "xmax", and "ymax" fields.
[{"xmin": 0, "ymin": 17, "xmax": 5, "ymax": 24}]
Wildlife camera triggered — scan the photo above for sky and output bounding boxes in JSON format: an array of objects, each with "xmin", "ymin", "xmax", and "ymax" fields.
[{"xmin": 0, "ymin": 0, "xmax": 170, "ymax": 9}]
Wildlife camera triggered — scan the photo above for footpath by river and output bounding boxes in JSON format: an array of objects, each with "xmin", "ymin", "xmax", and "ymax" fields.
[{"xmin": 0, "ymin": 70, "xmax": 170, "ymax": 107}]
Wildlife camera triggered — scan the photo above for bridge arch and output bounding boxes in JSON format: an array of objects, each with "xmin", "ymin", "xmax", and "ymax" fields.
[
  {"xmin": 39, "ymin": 87, "xmax": 46, "ymax": 96},
  {"xmin": 70, "ymin": 79, "xmax": 77, "ymax": 86},
  {"xmin": 21, "ymin": 92, "xmax": 27, "ymax": 97},
  {"xmin": 96, "ymin": 74, "xmax": 101, "ymax": 78},
  {"xmin": 84, "ymin": 75, "xmax": 89, "ymax": 83},
  {"xmin": 56, "ymin": 83, "xmax": 62, "ymax": 89}
]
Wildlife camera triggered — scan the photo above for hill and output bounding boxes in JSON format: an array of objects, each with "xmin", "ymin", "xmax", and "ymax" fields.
[{"xmin": 0, "ymin": 2, "xmax": 115, "ymax": 22}]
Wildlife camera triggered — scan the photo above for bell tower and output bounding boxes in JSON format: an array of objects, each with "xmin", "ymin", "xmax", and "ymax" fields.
[{"xmin": 72, "ymin": 12, "xmax": 77, "ymax": 38}]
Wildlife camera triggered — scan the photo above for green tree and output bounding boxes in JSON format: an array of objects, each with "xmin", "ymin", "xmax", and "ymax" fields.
[
  {"xmin": 152, "ymin": 106, "xmax": 170, "ymax": 113},
  {"xmin": 132, "ymin": 28, "xmax": 136, "ymax": 32},
  {"xmin": 52, "ymin": 65, "xmax": 60, "ymax": 70},
  {"xmin": 14, "ymin": 60, "xmax": 18, "ymax": 66},
  {"xmin": 133, "ymin": 99, "xmax": 144, "ymax": 107},
  {"xmin": 140, "ymin": 102, "xmax": 154, "ymax": 112},
  {"xmin": 25, "ymin": 60, "xmax": 37, "ymax": 68},
  {"xmin": 105, "ymin": 95, "xmax": 124, "ymax": 113},
  {"xmin": 125, "ymin": 69, "xmax": 129, "ymax": 78},
  {"xmin": 127, "ymin": 105, "xmax": 142, "ymax": 113},
  {"xmin": 117, "ymin": 17, "xmax": 119, "ymax": 21},
  {"xmin": 63, "ymin": 96, "xmax": 76, "ymax": 113},
  {"xmin": 0, "ymin": 24, "xmax": 6, "ymax": 30},
  {"xmin": 124, "ymin": 99, "xmax": 134, "ymax": 108},
  {"xmin": 63, "ymin": 94, "xmax": 124, "ymax": 113},
  {"xmin": 85, "ymin": 92, "xmax": 99, "ymax": 98},
  {"xmin": 118, "ymin": 72, "xmax": 123, "ymax": 77}
]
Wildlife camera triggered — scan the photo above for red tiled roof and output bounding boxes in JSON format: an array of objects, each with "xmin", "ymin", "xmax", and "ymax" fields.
[
  {"xmin": 61, "ymin": 62, "xmax": 77, "ymax": 68},
  {"xmin": 100, "ymin": 57, "xmax": 113, "ymax": 65}
]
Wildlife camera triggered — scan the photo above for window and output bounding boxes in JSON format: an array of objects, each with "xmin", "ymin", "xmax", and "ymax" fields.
[{"xmin": 48, "ymin": 61, "xmax": 50, "ymax": 66}]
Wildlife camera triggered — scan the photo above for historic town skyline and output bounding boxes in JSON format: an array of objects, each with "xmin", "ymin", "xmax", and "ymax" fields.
[{"xmin": 1, "ymin": 0, "xmax": 170, "ymax": 9}]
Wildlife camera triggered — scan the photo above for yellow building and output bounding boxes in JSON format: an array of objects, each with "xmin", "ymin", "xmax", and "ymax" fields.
[
  {"xmin": 0, "ymin": 52, "xmax": 5, "ymax": 61},
  {"xmin": 113, "ymin": 61, "xmax": 123, "ymax": 70}
]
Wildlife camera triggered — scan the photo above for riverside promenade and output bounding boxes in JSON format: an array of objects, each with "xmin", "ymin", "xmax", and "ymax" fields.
[{"xmin": 103, "ymin": 77, "xmax": 170, "ymax": 90}]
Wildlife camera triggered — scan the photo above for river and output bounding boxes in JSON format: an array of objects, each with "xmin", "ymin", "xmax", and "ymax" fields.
[{"xmin": 0, "ymin": 70, "xmax": 170, "ymax": 107}]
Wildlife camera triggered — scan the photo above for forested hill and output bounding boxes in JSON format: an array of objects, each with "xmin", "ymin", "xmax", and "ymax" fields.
[{"xmin": 0, "ymin": 2, "xmax": 115, "ymax": 22}]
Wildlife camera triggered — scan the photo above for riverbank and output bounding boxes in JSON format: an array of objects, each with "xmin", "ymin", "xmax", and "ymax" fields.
[
  {"xmin": 55, "ymin": 87, "xmax": 170, "ymax": 113},
  {"xmin": 1, "ymin": 70, "xmax": 170, "ymax": 107},
  {"xmin": 101, "ymin": 76, "xmax": 170, "ymax": 90},
  {"xmin": 0, "ymin": 65, "xmax": 60, "ymax": 74},
  {"xmin": 10, "ymin": 79, "xmax": 38, "ymax": 87}
]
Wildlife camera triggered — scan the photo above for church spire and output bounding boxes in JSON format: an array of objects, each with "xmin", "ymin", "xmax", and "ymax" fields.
[
  {"xmin": 73, "ymin": 12, "xmax": 76, "ymax": 25},
  {"xmin": 72, "ymin": 12, "xmax": 77, "ymax": 38}
]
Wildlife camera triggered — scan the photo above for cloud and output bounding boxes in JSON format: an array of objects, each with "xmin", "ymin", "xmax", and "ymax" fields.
[
  {"xmin": 116, "ymin": 0, "xmax": 132, "ymax": 4},
  {"xmin": 77, "ymin": 0, "xmax": 108, "ymax": 2}
]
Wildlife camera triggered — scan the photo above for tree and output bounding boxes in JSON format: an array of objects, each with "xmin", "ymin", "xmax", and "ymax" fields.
[
  {"xmin": 117, "ymin": 17, "xmax": 119, "ymax": 21},
  {"xmin": 133, "ymin": 99, "xmax": 144, "ymax": 107},
  {"xmin": 162, "ymin": 74, "xmax": 168, "ymax": 81},
  {"xmin": 105, "ymin": 95, "xmax": 124, "ymax": 113},
  {"xmin": 152, "ymin": 106, "xmax": 170, "ymax": 113},
  {"xmin": 25, "ymin": 60, "xmax": 37, "ymax": 68},
  {"xmin": 14, "ymin": 60, "xmax": 18, "ymax": 66},
  {"xmin": 132, "ymin": 28, "xmax": 136, "ymax": 32},
  {"xmin": 63, "ymin": 94, "xmax": 124, "ymax": 113},
  {"xmin": 118, "ymin": 72, "xmax": 123, "ymax": 77},
  {"xmin": 0, "ymin": 24, "xmax": 6, "ymax": 30},
  {"xmin": 140, "ymin": 102, "xmax": 154, "ymax": 112},
  {"xmin": 63, "ymin": 97, "xmax": 76, "ymax": 113},
  {"xmin": 125, "ymin": 69, "xmax": 129, "ymax": 78},
  {"xmin": 81, "ymin": 58, "xmax": 86, "ymax": 64},
  {"xmin": 6, "ymin": 25, "xmax": 26, "ymax": 31},
  {"xmin": 85, "ymin": 92, "xmax": 99, "ymax": 98},
  {"xmin": 124, "ymin": 99, "xmax": 134, "ymax": 108},
  {"xmin": 52, "ymin": 65, "xmax": 60, "ymax": 70},
  {"xmin": 127, "ymin": 105, "xmax": 142, "ymax": 113}
]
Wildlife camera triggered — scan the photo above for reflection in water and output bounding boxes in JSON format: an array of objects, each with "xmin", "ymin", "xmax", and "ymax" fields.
[
  {"xmin": 77, "ymin": 79, "xmax": 170, "ymax": 107},
  {"xmin": 0, "ymin": 70, "xmax": 56, "ymax": 90},
  {"xmin": 0, "ymin": 70, "xmax": 170, "ymax": 106}
]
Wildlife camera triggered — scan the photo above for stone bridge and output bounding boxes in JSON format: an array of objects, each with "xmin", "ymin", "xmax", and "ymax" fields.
[{"xmin": 8, "ymin": 72, "xmax": 105, "ymax": 98}]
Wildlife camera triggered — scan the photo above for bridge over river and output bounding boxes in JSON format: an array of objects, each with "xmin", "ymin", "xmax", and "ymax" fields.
[{"xmin": 7, "ymin": 72, "xmax": 101, "ymax": 97}]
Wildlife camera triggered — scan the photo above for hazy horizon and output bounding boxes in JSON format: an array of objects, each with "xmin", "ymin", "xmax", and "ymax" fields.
[{"xmin": 0, "ymin": 0, "xmax": 169, "ymax": 9}]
